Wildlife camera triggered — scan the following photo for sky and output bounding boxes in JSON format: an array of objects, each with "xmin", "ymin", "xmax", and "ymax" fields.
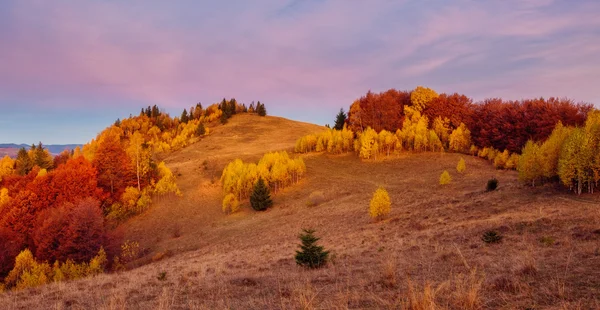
[{"xmin": 1, "ymin": 0, "xmax": 599, "ymax": 144}]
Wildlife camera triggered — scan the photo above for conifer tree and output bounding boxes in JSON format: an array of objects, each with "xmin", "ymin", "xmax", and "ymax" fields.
[
  {"xmin": 256, "ymin": 102, "xmax": 267, "ymax": 116},
  {"xmin": 333, "ymin": 108, "xmax": 347, "ymax": 130},
  {"xmin": 250, "ymin": 177, "xmax": 272, "ymax": 211},
  {"xmin": 196, "ymin": 123, "xmax": 206, "ymax": 136},
  {"xmin": 180, "ymin": 109, "xmax": 189, "ymax": 124},
  {"xmin": 295, "ymin": 229, "xmax": 329, "ymax": 269},
  {"xmin": 15, "ymin": 148, "xmax": 33, "ymax": 176}
]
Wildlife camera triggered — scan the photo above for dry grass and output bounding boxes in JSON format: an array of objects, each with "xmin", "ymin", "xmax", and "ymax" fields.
[{"xmin": 2, "ymin": 114, "xmax": 600, "ymax": 309}]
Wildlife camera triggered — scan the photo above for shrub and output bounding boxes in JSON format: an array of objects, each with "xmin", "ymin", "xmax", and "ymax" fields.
[
  {"xmin": 307, "ymin": 191, "xmax": 325, "ymax": 207},
  {"xmin": 457, "ymin": 158, "xmax": 466, "ymax": 173},
  {"xmin": 486, "ymin": 178, "xmax": 498, "ymax": 191},
  {"xmin": 440, "ymin": 170, "xmax": 452, "ymax": 185},
  {"xmin": 295, "ymin": 229, "xmax": 329, "ymax": 269},
  {"xmin": 482, "ymin": 231, "xmax": 503, "ymax": 244},
  {"xmin": 250, "ymin": 177, "xmax": 272, "ymax": 211},
  {"xmin": 222, "ymin": 193, "xmax": 240, "ymax": 214},
  {"xmin": 369, "ymin": 187, "xmax": 391, "ymax": 220}
]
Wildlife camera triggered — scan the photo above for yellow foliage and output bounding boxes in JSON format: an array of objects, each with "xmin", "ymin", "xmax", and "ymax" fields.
[
  {"xmin": 358, "ymin": 127, "xmax": 379, "ymax": 160},
  {"xmin": 369, "ymin": 187, "xmax": 391, "ymax": 219},
  {"xmin": 439, "ymin": 170, "xmax": 452, "ymax": 185},
  {"xmin": 88, "ymin": 247, "xmax": 108, "ymax": 275},
  {"xmin": 121, "ymin": 186, "xmax": 141, "ymax": 213},
  {"xmin": 493, "ymin": 150, "xmax": 510, "ymax": 169},
  {"xmin": 5, "ymin": 249, "xmax": 37, "ymax": 288},
  {"xmin": 221, "ymin": 152, "xmax": 305, "ymax": 202},
  {"xmin": 0, "ymin": 187, "xmax": 10, "ymax": 208},
  {"xmin": 457, "ymin": 158, "xmax": 466, "ymax": 173},
  {"xmin": 0, "ymin": 155, "xmax": 15, "ymax": 181},
  {"xmin": 449, "ymin": 123, "xmax": 471, "ymax": 153},
  {"xmin": 120, "ymin": 240, "xmax": 140, "ymax": 264},
  {"xmin": 222, "ymin": 193, "xmax": 240, "ymax": 214},
  {"xmin": 410, "ymin": 86, "xmax": 439, "ymax": 112},
  {"xmin": 154, "ymin": 162, "xmax": 182, "ymax": 196},
  {"xmin": 295, "ymin": 126, "xmax": 354, "ymax": 154}
]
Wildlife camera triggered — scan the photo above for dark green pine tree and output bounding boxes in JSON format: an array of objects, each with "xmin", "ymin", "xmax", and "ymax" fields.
[
  {"xmin": 295, "ymin": 229, "xmax": 329, "ymax": 268},
  {"xmin": 250, "ymin": 177, "xmax": 272, "ymax": 211},
  {"xmin": 196, "ymin": 122, "xmax": 206, "ymax": 136},
  {"xmin": 181, "ymin": 109, "xmax": 189, "ymax": 123},
  {"xmin": 333, "ymin": 108, "xmax": 347, "ymax": 130},
  {"xmin": 256, "ymin": 101, "xmax": 267, "ymax": 116},
  {"xmin": 34, "ymin": 142, "xmax": 53, "ymax": 170}
]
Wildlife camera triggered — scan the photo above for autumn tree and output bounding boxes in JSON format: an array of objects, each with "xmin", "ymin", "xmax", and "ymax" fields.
[
  {"xmin": 518, "ymin": 141, "xmax": 543, "ymax": 186},
  {"xmin": 33, "ymin": 142, "xmax": 53, "ymax": 170},
  {"xmin": 0, "ymin": 155, "xmax": 15, "ymax": 182},
  {"xmin": 448, "ymin": 123, "xmax": 471, "ymax": 153},
  {"xmin": 93, "ymin": 132, "xmax": 134, "ymax": 201},
  {"xmin": 457, "ymin": 158, "xmax": 466, "ymax": 173},
  {"xmin": 440, "ymin": 170, "xmax": 451, "ymax": 185},
  {"xmin": 369, "ymin": 187, "xmax": 391, "ymax": 220},
  {"xmin": 410, "ymin": 86, "xmax": 439, "ymax": 112},
  {"xmin": 0, "ymin": 227, "xmax": 24, "ymax": 278},
  {"xmin": 222, "ymin": 193, "xmax": 240, "ymax": 214}
]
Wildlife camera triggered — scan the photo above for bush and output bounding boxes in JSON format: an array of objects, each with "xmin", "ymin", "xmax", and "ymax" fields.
[
  {"xmin": 486, "ymin": 178, "xmax": 498, "ymax": 191},
  {"xmin": 440, "ymin": 170, "xmax": 452, "ymax": 185},
  {"xmin": 295, "ymin": 229, "xmax": 329, "ymax": 269},
  {"xmin": 369, "ymin": 187, "xmax": 391, "ymax": 220},
  {"xmin": 306, "ymin": 191, "xmax": 325, "ymax": 207},
  {"xmin": 482, "ymin": 231, "xmax": 503, "ymax": 244},
  {"xmin": 250, "ymin": 177, "xmax": 272, "ymax": 211}
]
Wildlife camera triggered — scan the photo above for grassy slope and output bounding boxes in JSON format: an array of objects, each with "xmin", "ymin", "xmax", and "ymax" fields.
[{"xmin": 2, "ymin": 114, "xmax": 600, "ymax": 309}]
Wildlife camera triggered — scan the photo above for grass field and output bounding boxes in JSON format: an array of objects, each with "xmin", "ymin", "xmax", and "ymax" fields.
[{"xmin": 2, "ymin": 114, "xmax": 599, "ymax": 309}]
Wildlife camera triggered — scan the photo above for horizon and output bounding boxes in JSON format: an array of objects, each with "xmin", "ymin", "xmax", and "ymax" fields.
[{"xmin": 1, "ymin": 0, "xmax": 600, "ymax": 144}]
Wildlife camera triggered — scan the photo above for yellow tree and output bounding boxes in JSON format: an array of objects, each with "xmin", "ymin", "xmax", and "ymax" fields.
[
  {"xmin": 222, "ymin": 193, "xmax": 240, "ymax": 214},
  {"xmin": 358, "ymin": 127, "xmax": 379, "ymax": 160},
  {"xmin": 539, "ymin": 122, "xmax": 571, "ymax": 179},
  {"xmin": 518, "ymin": 141, "xmax": 543, "ymax": 186},
  {"xmin": 448, "ymin": 123, "xmax": 471, "ymax": 153},
  {"xmin": 456, "ymin": 158, "xmax": 466, "ymax": 173},
  {"xmin": 154, "ymin": 162, "xmax": 182, "ymax": 196},
  {"xmin": 413, "ymin": 116, "xmax": 429, "ymax": 152},
  {"xmin": 493, "ymin": 150, "xmax": 510, "ymax": 169},
  {"xmin": 439, "ymin": 170, "xmax": 451, "ymax": 185},
  {"xmin": 428, "ymin": 130, "xmax": 443, "ymax": 152},
  {"xmin": 0, "ymin": 155, "xmax": 15, "ymax": 181},
  {"xmin": 410, "ymin": 86, "xmax": 438, "ymax": 112},
  {"xmin": 126, "ymin": 131, "xmax": 152, "ymax": 191},
  {"xmin": 369, "ymin": 187, "xmax": 391, "ymax": 220},
  {"xmin": 433, "ymin": 116, "xmax": 451, "ymax": 148}
]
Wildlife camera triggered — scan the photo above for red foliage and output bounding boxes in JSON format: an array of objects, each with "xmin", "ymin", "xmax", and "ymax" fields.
[
  {"xmin": 93, "ymin": 135, "xmax": 135, "ymax": 202},
  {"xmin": 423, "ymin": 93, "xmax": 474, "ymax": 129},
  {"xmin": 0, "ymin": 190, "xmax": 41, "ymax": 247},
  {"xmin": 33, "ymin": 198, "xmax": 106, "ymax": 263},
  {"xmin": 49, "ymin": 157, "xmax": 106, "ymax": 206},
  {"xmin": 469, "ymin": 98, "xmax": 591, "ymax": 153},
  {"xmin": 53, "ymin": 151, "xmax": 71, "ymax": 168},
  {"xmin": 0, "ymin": 227, "xmax": 25, "ymax": 278},
  {"xmin": 347, "ymin": 89, "xmax": 411, "ymax": 132}
]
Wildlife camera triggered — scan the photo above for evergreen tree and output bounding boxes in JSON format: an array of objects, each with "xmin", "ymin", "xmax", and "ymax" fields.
[
  {"xmin": 180, "ymin": 109, "xmax": 189, "ymax": 124},
  {"xmin": 250, "ymin": 177, "xmax": 272, "ymax": 211},
  {"xmin": 196, "ymin": 123, "xmax": 206, "ymax": 136},
  {"xmin": 256, "ymin": 102, "xmax": 267, "ymax": 116},
  {"xmin": 333, "ymin": 108, "xmax": 347, "ymax": 130},
  {"xmin": 295, "ymin": 229, "xmax": 329, "ymax": 269},
  {"xmin": 15, "ymin": 148, "xmax": 33, "ymax": 176},
  {"xmin": 34, "ymin": 142, "xmax": 53, "ymax": 170}
]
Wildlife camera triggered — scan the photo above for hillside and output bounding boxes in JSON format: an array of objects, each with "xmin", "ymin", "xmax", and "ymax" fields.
[{"xmin": 2, "ymin": 114, "xmax": 600, "ymax": 309}]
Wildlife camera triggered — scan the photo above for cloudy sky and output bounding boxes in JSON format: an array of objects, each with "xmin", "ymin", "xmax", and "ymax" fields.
[{"xmin": 1, "ymin": 0, "xmax": 599, "ymax": 144}]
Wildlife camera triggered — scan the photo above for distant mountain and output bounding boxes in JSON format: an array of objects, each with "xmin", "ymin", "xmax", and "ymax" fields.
[{"xmin": 0, "ymin": 144, "xmax": 82, "ymax": 158}]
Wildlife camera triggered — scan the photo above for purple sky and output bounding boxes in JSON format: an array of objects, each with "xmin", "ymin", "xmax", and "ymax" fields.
[{"xmin": 1, "ymin": 0, "xmax": 599, "ymax": 144}]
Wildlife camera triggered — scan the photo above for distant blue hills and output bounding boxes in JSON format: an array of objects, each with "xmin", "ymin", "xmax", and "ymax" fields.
[{"xmin": 0, "ymin": 144, "xmax": 82, "ymax": 157}]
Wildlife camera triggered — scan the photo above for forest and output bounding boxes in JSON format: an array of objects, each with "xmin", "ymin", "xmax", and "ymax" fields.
[
  {"xmin": 298, "ymin": 86, "xmax": 599, "ymax": 194},
  {"xmin": 0, "ymin": 99, "xmax": 267, "ymax": 291}
]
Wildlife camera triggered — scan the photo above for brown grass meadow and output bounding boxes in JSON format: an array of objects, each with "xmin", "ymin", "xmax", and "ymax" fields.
[{"xmin": 1, "ymin": 114, "xmax": 599, "ymax": 309}]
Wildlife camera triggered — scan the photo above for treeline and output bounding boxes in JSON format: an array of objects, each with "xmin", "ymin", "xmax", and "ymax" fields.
[
  {"xmin": 220, "ymin": 151, "xmax": 305, "ymax": 213},
  {"xmin": 518, "ymin": 112, "xmax": 600, "ymax": 194},
  {"xmin": 346, "ymin": 87, "xmax": 591, "ymax": 153}
]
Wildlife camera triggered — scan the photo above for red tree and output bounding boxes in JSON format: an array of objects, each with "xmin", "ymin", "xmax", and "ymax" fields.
[{"xmin": 93, "ymin": 135, "xmax": 135, "ymax": 202}]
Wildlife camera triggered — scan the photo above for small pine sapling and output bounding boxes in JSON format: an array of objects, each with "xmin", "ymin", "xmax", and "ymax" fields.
[{"xmin": 295, "ymin": 229, "xmax": 329, "ymax": 268}]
